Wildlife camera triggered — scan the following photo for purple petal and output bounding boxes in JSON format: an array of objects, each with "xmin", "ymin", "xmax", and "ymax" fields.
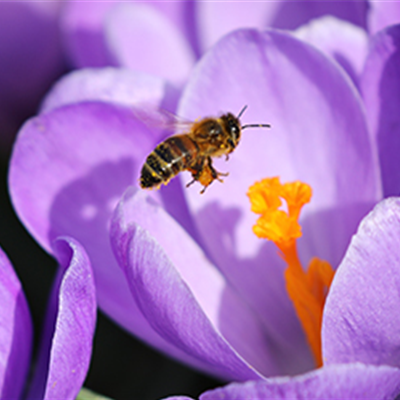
[
  {"xmin": 61, "ymin": 2, "xmax": 195, "ymax": 86},
  {"xmin": 196, "ymin": 2, "xmax": 276, "ymax": 52},
  {"xmin": 197, "ymin": 1, "xmax": 369, "ymax": 52},
  {"xmin": 200, "ymin": 364, "xmax": 400, "ymax": 400},
  {"xmin": 104, "ymin": 3, "xmax": 195, "ymax": 86},
  {"xmin": 111, "ymin": 187, "xmax": 276, "ymax": 380},
  {"xmin": 9, "ymin": 103, "xmax": 153, "ymax": 345},
  {"xmin": 361, "ymin": 24, "xmax": 400, "ymax": 196},
  {"xmin": 270, "ymin": 0, "xmax": 368, "ymax": 31},
  {"xmin": 151, "ymin": 2, "xmax": 199, "ymax": 57},
  {"xmin": 41, "ymin": 67, "xmax": 176, "ymax": 114},
  {"xmin": 27, "ymin": 237, "xmax": 96, "ymax": 399},
  {"xmin": 178, "ymin": 29, "xmax": 380, "ymax": 371},
  {"xmin": 61, "ymin": 2, "xmax": 116, "ymax": 67},
  {"xmin": 368, "ymin": 1, "xmax": 400, "ymax": 34},
  {"xmin": 323, "ymin": 198, "xmax": 400, "ymax": 367},
  {"xmin": 0, "ymin": 2, "xmax": 64, "ymax": 151},
  {"xmin": 294, "ymin": 16, "xmax": 368, "ymax": 88},
  {"xmin": 10, "ymin": 102, "xmax": 154, "ymax": 255},
  {"xmin": 8, "ymin": 102, "xmax": 207, "ymax": 377},
  {"xmin": 0, "ymin": 2, "xmax": 64, "ymax": 102},
  {"xmin": 0, "ymin": 246, "xmax": 32, "ymax": 399}
]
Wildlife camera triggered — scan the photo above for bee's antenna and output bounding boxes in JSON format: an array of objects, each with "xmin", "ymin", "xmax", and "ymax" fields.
[
  {"xmin": 237, "ymin": 105, "xmax": 271, "ymax": 129},
  {"xmin": 237, "ymin": 105, "xmax": 248, "ymax": 119},
  {"xmin": 242, "ymin": 123, "xmax": 271, "ymax": 130}
]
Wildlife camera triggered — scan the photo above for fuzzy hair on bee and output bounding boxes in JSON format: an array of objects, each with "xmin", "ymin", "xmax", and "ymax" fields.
[{"xmin": 140, "ymin": 105, "xmax": 270, "ymax": 194}]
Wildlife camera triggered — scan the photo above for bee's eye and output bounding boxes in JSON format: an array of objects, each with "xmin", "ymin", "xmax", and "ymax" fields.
[{"xmin": 230, "ymin": 124, "xmax": 239, "ymax": 140}]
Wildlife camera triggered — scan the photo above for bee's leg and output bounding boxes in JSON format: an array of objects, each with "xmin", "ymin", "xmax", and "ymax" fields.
[
  {"xmin": 186, "ymin": 158, "xmax": 206, "ymax": 188},
  {"xmin": 217, "ymin": 170, "xmax": 229, "ymax": 178},
  {"xmin": 199, "ymin": 185, "xmax": 208, "ymax": 194},
  {"xmin": 193, "ymin": 158, "xmax": 215, "ymax": 193},
  {"xmin": 186, "ymin": 158, "xmax": 229, "ymax": 193},
  {"xmin": 186, "ymin": 178, "xmax": 196, "ymax": 188},
  {"xmin": 197, "ymin": 161, "xmax": 227, "ymax": 194},
  {"xmin": 208, "ymin": 157, "xmax": 229, "ymax": 182}
]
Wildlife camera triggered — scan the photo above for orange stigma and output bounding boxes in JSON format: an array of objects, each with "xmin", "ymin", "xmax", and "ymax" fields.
[{"xmin": 247, "ymin": 177, "xmax": 334, "ymax": 367}]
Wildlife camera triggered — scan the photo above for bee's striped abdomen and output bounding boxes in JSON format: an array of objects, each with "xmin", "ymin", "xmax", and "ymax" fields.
[{"xmin": 140, "ymin": 136, "xmax": 197, "ymax": 189}]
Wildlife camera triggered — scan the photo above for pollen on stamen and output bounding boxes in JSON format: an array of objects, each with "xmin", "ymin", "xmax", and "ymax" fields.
[
  {"xmin": 280, "ymin": 181, "xmax": 312, "ymax": 220},
  {"xmin": 247, "ymin": 177, "xmax": 282, "ymax": 215},
  {"xmin": 252, "ymin": 210, "xmax": 301, "ymax": 245},
  {"xmin": 247, "ymin": 178, "xmax": 309, "ymax": 245},
  {"xmin": 248, "ymin": 177, "xmax": 335, "ymax": 368}
]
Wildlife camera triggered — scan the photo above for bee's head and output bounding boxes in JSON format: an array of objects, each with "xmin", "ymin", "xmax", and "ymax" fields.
[
  {"xmin": 222, "ymin": 113, "xmax": 242, "ymax": 149},
  {"xmin": 221, "ymin": 106, "xmax": 270, "ymax": 150}
]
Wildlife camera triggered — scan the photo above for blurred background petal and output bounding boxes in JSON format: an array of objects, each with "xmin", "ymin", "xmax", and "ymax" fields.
[
  {"xmin": 361, "ymin": 24, "xmax": 400, "ymax": 197},
  {"xmin": 0, "ymin": 246, "xmax": 32, "ymax": 399}
]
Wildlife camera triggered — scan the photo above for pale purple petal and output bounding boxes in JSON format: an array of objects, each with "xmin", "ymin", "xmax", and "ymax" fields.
[
  {"xmin": 322, "ymin": 198, "xmax": 400, "ymax": 368},
  {"xmin": 41, "ymin": 67, "xmax": 176, "ymax": 114},
  {"xmin": 151, "ymin": 1, "xmax": 199, "ymax": 57},
  {"xmin": 10, "ymin": 102, "xmax": 153, "ymax": 254},
  {"xmin": 61, "ymin": 2, "xmax": 195, "ymax": 86},
  {"xmin": 111, "ymin": 187, "xmax": 277, "ymax": 379},
  {"xmin": 270, "ymin": 1, "xmax": 368, "ymax": 31},
  {"xmin": 294, "ymin": 16, "xmax": 368, "ymax": 87},
  {"xmin": 196, "ymin": 2, "xmax": 276, "ymax": 52},
  {"xmin": 9, "ymin": 103, "xmax": 154, "ymax": 346},
  {"xmin": 178, "ymin": 29, "xmax": 380, "ymax": 372},
  {"xmin": 361, "ymin": 24, "xmax": 400, "ymax": 196},
  {"xmin": 368, "ymin": 1, "xmax": 400, "ymax": 34},
  {"xmin": 0, "ymin": 247, "xmax": 32, "ymax": 399},
  {"xmin": 104, "ymin": 3, "xmax": 195, "ymax": 86},
  {"xmin": 61, "ymin": 2, "xmax": 116, "ymax": 67},
  {"xmin": 200, "ymin": 364, "xmax": 400, "ymax": 400},
  {"xmin": 197, "ymin": 1, "xmax": 368, "ymax": 52},
  {"xmin": 8, "ymin": 102, "xmax": 207, "ymax": 377},
  {"xmin": 27, "ymin": 237, "xmax": 96, "ymax": 399}
]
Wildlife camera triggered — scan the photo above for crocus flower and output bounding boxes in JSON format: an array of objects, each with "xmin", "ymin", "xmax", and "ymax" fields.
[
  {"xmin": 0, "ymin": 238, "xmax": 96, "ymax": 399},
  {"xmin": 10, "ymin": 20, "xmax": 393, "ymax": 386}
]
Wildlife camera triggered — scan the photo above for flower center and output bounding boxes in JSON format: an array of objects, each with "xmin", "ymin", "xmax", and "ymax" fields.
[{"xmin": 247, "ymin": 177, "xmax": 335, "ymax": 367}]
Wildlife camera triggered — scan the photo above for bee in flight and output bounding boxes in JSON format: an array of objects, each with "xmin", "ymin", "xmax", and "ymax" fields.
[{"xmin": 140, "ymin": 105, "xmax": 270, "ymax": 193}]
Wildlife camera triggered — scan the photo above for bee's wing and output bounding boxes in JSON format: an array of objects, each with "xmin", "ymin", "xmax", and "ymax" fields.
[{"xmin": 132, "ymin": 107, "xmax": 193, "ymax": 134}]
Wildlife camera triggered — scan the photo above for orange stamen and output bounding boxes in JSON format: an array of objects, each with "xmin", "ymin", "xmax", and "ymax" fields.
[
  {"xmin": 247, "ymin": 177, "xmax": 335, "ymax": 367},
  {"xmin": 247, "ymin": 177, "xmax": 282, "ymax": 214}
]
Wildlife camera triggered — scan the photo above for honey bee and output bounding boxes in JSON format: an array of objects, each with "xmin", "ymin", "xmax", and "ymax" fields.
[{"xmin": 140, "ymin": 105, "xmax": 270, "ymax": 193}]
